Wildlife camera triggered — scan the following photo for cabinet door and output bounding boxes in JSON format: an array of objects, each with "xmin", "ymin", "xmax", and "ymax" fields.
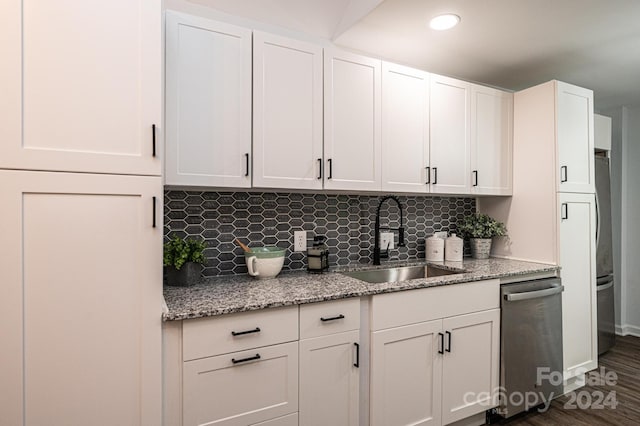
[
  {"xmin": 559, "ymin": 193, "xmax": 597, "ymax": 378},
  {"xmin": 556, "ymin": 81, "xmax": 595, "ymax": 193},
  {"xmin": 0, "ymin": 0, "xmax": 160, "ymax": 175},
  {"xmin": 381, "ymin": 62, "xmax": 430, "ymax": 193},
  {"xmin": 0, "ymin": 171, "xmax": 162, "ymax": 426},
  {"xmin": 324, "ymin": 49, "xmax": 381, "ymax": 191},
  {"xmin": 429, "ymin": 74, "xmax": 471, "ymax": 194},
  {"xmin": 441, "ymin": 309, "xmax": 500, "ymax": 425},
  {"xmin": 165, "ymin": 12, "xmax": 251, "ymax": 187},
  {"xmin": 253, "ymin": 32, "xmax": 323, "ymax": 190},
  {"xmin": 183, "ymin": 342, "xmax": 298, "ymax": 426},
  {"xmin": 471, "ymin": 85, "xmax": 513, "ymax": 195},
  {"xmin": 370, "ymin": 321, "xmax": 442, "ymax": 426},
  {"xmin": 299, "ymin": 330, "xmax": 359, "ymax": 426}
]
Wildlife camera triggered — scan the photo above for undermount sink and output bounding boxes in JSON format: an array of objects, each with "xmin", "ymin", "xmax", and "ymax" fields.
[{"xmin": 341, "ymin": 265, "xmax": 462, "ymax": 284}]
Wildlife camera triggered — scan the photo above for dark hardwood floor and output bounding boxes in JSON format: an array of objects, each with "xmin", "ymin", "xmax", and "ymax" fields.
[{"xmin": 501, "ymin": 335, "xmax": 640, "ymax": 425}]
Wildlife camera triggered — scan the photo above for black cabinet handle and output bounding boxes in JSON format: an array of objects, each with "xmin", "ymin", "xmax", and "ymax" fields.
[
  {"xmin": 472, "ymin": 170, "xmax": 478, "ymax": 187},
  {"xmin": 432, "ymin": 167, "xmax": 438, "ymax": 184},
  {"xmin": 561, "ymin": 203, "xmax": 568, "ymax": 220},
  {"xmin": 231, "ymin": 353, "xmax": 261, "ymax": 364},
  {"xmin": 353, "ymin": 342, "xmax": 360, "ymax": 367},
  {"xmin": 327, "ymin": 159, "xmax": 333, "ymax": 179},
  {"xmin": 152, "ymin": 124, "xmax": 157, "ymax": 157},
  {"xmin": 445, "ymin": 330, "xmax": 452, "ymax": 352},
  {"xmin": 231, "ymin": 327, "xmax": 261, "ymax": 336},
  {"xmin": 317, "ymin": 158, "xmax": 323, "ymax": 179},
  {"xmin": 152, "ymin": 196, "xmax": 156, "ymax": 228},
  {"xmin": 560, "ymin": 165, "xmax": 568, "ymax": 183},
  {"xmin": 320, "ymin": 314, "xmax": 344, "ymax": 322},
  {"xmin": 244, "ymin": 153, "xmax": 250, "ymax": 177},
  {"xmin": 438, "ymin": 332, "xmax": 444, "ymax": 354},
  {"xmin": 425, "ymin": 166, "xmax": 430, "ymax": 184}
]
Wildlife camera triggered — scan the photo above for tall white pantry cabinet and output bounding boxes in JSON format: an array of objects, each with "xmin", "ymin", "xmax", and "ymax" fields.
[
  {"xmin": 479, "ymin": 80, "xmax": 597, "ymax": 390},
  {"xmin": 0, "ymin": 0, "xmax": 163, "ymax": 425}
]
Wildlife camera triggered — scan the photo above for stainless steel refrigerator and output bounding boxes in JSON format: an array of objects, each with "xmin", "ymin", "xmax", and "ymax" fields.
[{"xmin": 595, "ymin": 156, "xmax": 616, "ymax": 354}]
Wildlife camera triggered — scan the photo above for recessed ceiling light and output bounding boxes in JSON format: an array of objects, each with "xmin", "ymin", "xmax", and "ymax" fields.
[{"xmin": 429, "ymin": 14, "xmax": 461, "ymax": 31}]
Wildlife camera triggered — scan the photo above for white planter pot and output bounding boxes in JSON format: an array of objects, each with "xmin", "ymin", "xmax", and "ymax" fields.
[{"xmin": 470, "ymin": 238, "xmax": 492, "ymax": 259}]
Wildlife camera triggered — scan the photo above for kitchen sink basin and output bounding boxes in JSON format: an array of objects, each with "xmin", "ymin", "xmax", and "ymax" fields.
[{"xmin": 341, "ymin": 265, "xmax": 462, "ymax": 284}]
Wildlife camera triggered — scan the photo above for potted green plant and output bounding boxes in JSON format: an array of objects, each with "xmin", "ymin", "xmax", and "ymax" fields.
[
  {"xmin": 163, "ymin": 236, "xmax": 207, "ymax": 286},
  {"xmin": 457, "ymin": 213, "xmax": 507, "ymax": 259}
]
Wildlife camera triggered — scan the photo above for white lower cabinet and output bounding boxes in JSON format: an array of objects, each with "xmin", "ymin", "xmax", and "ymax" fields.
[
  {"xmin": 441, "ymin": 310, "xmax": 500, "ymax": 425},
  {"xmin": 559, "ymin": 192, "xmax": 597, "ymax": 379},
  {"xmin": 0, "ymin": 170, "xmax": 162, "ymax": 426},
  {"xmin": 371, "ymin": 320, "xmax": 443, "ymax": 426},
  {"xmin": 299, "ymin": 330, "xmax": 360, "ymax": 426},
  {"xmin": 299, "ymin": 298, "xmax": 361, "ymax": 426},
  {"xmin": 183, "ymin": 342, "xmax": 298, "ymax": 426},
  {"xmin": 370, "ymin": 280, "xmax": 500, "ymax": 426}
]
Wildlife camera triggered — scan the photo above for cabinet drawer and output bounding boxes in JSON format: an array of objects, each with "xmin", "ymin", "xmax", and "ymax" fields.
[
  {"xmin": 183, "ymin": 341, "xmax": 298, "ymax": 426},
  {"xmin": 183, "ymin": 306, "xmax": 298, "ymax": 361},
  {"xmin": 371, "ymin": 279, "xmax": 500, "ymax": 331},
  {"xmin": 300, "ymin": 298, "xmax": 360, "ymax": 339}
]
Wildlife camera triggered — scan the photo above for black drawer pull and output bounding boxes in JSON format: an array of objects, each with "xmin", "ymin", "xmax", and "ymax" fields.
[
  {"xmin": 231, "ymin": 327, "xmax": 261, "ymax": 336},
  {"xmin": 438, "ymin": 332, "xmax": 444, "ymax": 354},
  {"xmin": 432, "ymin": 167, "xmax": 438, "ymax": 184},
  {"xmin": 320, "ymin": 314, "xmax": 345, "ymax": 322},
  {"xmin": 152, "ymin": 196, "xmax": 157, "ymax": 228},
  {"xmin": 425, "ymin": 166, "xmax": 430, "ymax": 184},
  {"xmin": 231, "ymin": 353, "xmax": 261, "ymax": 364},
  {"xmin": 445, "ymin": 330, "xmax": 452, "ymax": 352},
  {"xmin": 317, "ymin": 158, "xmax": 323, "ymax": 179},
  {"xmin": 152, "ymin": 124, "xmax": 157, "ymax": 157},
  {"xmin": 560, "ymin": 165, "xmax": 568, "ymax": 183},
  {"xmin": 561, "ymin": 203, "xmax": 568, "ymax": 220},
  {"xmin": 327, "ymin": 158, "xmax": 333, "ymax": 179},
  {"xmin": 472, "ymin": 170, "xmax": 478, "ymax": 187},
  {"xmin": 244, "ymin": 153, "xmax": 250, "ymax": 177},
  {"xmin": 354, "ymin": 342, "xmax": 360, "ymax": 368}
]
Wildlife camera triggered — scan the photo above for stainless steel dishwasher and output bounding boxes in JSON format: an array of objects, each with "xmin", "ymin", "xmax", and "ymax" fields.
[{"xmin": 499, "ymin": 278, "xmax": 564, "ymax": 418}]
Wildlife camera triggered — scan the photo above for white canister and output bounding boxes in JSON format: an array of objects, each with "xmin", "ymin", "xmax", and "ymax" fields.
[
  {"xmin": 445, "ymin": 233, "xmax": 464, "ymax": 262},
  {"xmin": 425, "ymin": 233, "xmax": 445, "ymax": 261}
]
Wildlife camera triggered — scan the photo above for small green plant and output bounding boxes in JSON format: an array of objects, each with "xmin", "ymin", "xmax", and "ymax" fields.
[
  {"xmin": 163, "ymin": 236, "xmax": 206, "ymax": 270},
  {"xmin": 457, "ymin": 213, "xmax": 507, "ymax": 239}
]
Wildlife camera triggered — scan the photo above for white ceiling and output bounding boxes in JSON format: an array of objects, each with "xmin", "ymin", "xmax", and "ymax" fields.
[{"xmin": 188, "ymin": 0, "xmax": 640, "ymax": 110}]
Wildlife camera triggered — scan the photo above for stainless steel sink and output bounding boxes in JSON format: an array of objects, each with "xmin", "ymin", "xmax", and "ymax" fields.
[{"xmin": 341, "ymin": 265, "xmax": 462, "ymax": 284}]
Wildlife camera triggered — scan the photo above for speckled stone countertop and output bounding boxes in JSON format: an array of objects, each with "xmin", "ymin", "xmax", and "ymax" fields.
[{"xmin": 163, "ymin": 258, "xmax": 559, "ymax": 321}]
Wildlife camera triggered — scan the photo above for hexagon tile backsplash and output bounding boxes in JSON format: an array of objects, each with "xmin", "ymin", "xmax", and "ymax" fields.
[{"xmin": 164, "ymin": 191, "xmax": 476, "ymax": 277}]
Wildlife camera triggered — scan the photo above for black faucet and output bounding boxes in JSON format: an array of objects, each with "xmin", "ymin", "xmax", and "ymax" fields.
[{"xmin": 373, "ymin": 195, "xmax": 405, "ymax": 265}]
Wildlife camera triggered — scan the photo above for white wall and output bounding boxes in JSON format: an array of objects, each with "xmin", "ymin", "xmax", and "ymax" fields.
[{"xmin": 601, "ymin": 105, "xmax": 640, "ymax": 336}]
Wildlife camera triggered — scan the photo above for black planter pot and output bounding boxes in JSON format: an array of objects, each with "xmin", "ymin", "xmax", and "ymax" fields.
[{"xmin": 165, "ymin": 262, "xmax": 202, "ymax": 287}]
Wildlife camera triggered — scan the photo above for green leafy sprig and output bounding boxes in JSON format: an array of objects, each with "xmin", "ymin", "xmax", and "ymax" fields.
[
  {"xmin": 457, "ymin": 213, "xmax": 507, "ymax": 239},
  {"xmin": 163, "ymin": 236, "xmax": 207, "ymax": 270}
]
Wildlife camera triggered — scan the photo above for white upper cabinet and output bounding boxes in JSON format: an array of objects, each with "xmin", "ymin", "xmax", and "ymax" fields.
[
  {"xmin": 165, "ymin": 12, "xmax": 252, "ymax": 187},
  {"xmin": 0, "ymin": 0, "xmax": 161, "ymax": 175},
  {"xmin": 429, "ymin": 74, "xmax": 471, "ymax": 194},
  {"xmin": 381, "ymin": 62, "xmax": 430, "ymax": 193},
  {"xmin": 556, "ymin": 81, "xmax": 595, "ymax": 193},
  {"xmin": 324, "ymin": 49, "xmax": 382, "ymax": 191},
  {"xmin": 471, "ymin": 85, "xmax": 513, "ymax": 195},
  {"xmin": 253, "ymin": 32, "xmax": 323, "ymax": 190}
]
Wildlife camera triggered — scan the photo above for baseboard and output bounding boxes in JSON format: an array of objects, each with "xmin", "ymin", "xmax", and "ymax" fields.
[{"xmin": 615, "ymin": 324, "xmax": 640, "ymax": 337}]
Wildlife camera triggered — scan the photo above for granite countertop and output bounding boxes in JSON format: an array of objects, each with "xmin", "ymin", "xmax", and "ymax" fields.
[{"xmin": 163, "ymin": 258, "xmax": 559, "ymax": 321}]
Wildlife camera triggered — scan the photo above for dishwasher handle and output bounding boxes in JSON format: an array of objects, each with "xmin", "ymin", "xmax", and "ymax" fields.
[{"xmin": 504, "ymin": 285, "xmax": 564, "ymax": 302}]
